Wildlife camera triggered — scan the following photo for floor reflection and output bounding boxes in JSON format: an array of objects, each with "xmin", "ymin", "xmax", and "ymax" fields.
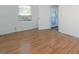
[{"xmin": 0, "ymin": 29, "xmax": 79, "ymax": 54}]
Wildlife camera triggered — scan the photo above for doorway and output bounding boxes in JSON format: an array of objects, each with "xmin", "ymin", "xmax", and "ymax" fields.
[{"xmin": 51, "ymin": 5, "xmax": 58, "ymax": 31}]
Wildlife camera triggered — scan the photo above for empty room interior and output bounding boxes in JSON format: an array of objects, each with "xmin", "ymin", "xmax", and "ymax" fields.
[{"xmin": 0, "ymin": 5, "xmax": 79, "ymax": 54}]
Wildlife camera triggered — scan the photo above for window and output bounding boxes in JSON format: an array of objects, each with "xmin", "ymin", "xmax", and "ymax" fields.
[{"xmin": 19, "ymin": 5, "xmax": 32, "ymax": 16}]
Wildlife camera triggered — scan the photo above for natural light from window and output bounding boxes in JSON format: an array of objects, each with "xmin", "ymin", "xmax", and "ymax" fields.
[{"xmin": 19, "ymin": 5, "xmax": 32, "ymax": 16}]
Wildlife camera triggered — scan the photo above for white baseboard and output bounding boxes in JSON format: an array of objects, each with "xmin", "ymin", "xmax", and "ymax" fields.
[{"xmin": 59, "ymin": 29, "xmax": 79, "ymax": 38}]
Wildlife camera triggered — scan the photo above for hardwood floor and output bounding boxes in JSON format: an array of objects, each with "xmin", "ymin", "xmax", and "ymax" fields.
[{"xmin": 0, "ymin": 29, "xmax": 79, "ymax": 54}]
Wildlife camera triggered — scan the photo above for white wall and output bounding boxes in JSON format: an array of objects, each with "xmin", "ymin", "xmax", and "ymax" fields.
[
  {"xmin": 0, "ymin": 5, "xmax": 51, "ymax": 35},
  {"xmin": 0, "ymin": 5, "xmax": 18, "ymax": 35},
  {"xmin": 59, "ymin": 5, "xmax": 79, "ymax": 38},
  {"xmin": 38, "ymin": 5, "xmax": 51, "ymax": 30},
  {"xmin": 32, "ymin": 5, "xmax": 38, "ymax": 28},
  {"xmin": 16, "ymin": 5, "xmax": 38, "ymax": 31},
  {"xmin": 0, "ymin": 5, "xmax": 39, "ymax": 35}
]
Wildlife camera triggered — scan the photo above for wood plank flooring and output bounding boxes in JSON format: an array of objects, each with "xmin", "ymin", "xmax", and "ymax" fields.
[{"xmin": 0, "ymin": 29, "xmax": 79, "ymax": 54}]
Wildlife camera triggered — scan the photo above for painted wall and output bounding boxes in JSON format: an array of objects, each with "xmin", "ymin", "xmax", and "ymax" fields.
[
  {"xmin": 16, "ymin": 5, "xmax": 38, "ymax": 31},
  {"xmin": 0, "ymin": 5, "xmax": 18, "ymax": 35},
  {"xmin": 59, "ymin": 5, "xmax": 79, "ymax": 38},
  {"xmin": 0, "ymin": 5, "xmax": 38, "ymax": 35},
  {"xmin": 38, "ymin": 5, "xmax": 51, "ymax": 30},
  {"xmin": 0, "ymin": 5, "xmax": 51, "ymax": 35},
  {"xmin": 32, "ymin": 5, "xmax": 38, "ymax": 28}
]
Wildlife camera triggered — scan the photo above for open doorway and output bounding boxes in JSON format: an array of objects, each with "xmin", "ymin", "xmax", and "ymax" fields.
[{"xmin": 51, "ymin": 5, "xmax": 58, "ymax": 31}]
